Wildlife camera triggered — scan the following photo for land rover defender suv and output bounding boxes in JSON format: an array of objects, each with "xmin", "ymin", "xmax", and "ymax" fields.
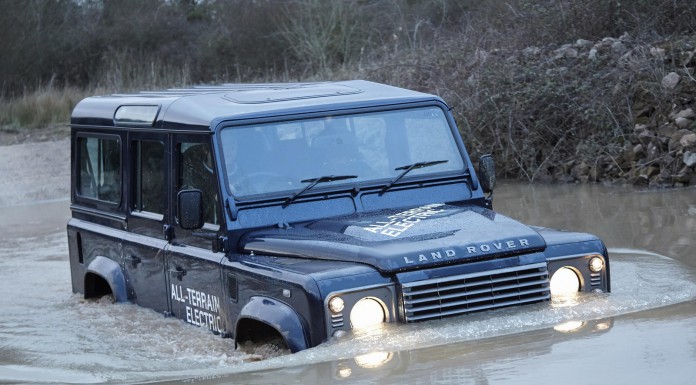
[{"xmin": 67, "ymin": 80, "xmax": 610, "ymax": 352}]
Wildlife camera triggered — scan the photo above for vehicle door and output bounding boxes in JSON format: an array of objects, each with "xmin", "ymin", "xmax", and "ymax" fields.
[
  {"xmin": 166, "ymin": 135, "xmax": 228, "ymax": 334},
  {"xmin": 121, "ymin": 132, "xmax": 170, "ymax": 314}
]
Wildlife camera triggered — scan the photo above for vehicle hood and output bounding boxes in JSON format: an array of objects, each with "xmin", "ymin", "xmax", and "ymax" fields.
[{"xmin": 240, "ymin": 203, "xmax": 546, "ymax": 273}]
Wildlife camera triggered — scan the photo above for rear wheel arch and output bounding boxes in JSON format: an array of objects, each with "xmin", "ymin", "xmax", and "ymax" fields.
[{"xmin": 85, "ymin": 256, "xmax": 129, "ymax": 302}]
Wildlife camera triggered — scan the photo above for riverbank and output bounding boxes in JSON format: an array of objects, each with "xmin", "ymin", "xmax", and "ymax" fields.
[
  {"xmin": 0, "ymin": 136, "xmax": 70, "ymax": 207},
  {"xmin": 0, "ymin": 125, "xmax": 70, "ymax": 146}
]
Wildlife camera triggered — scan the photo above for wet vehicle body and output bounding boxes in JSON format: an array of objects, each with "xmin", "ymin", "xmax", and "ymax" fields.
[{"xmin": 67, "ymin": 80, "xmax": 610, "ymax": 352}]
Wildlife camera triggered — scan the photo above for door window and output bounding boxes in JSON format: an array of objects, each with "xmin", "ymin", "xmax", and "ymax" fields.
[
  {"xmin": 131, "ymin": 140, "xmax": 165, "ymax": 216},
  {"xmin": 177, "ymin": 141, "xmax": 220, "ymax": 226}
]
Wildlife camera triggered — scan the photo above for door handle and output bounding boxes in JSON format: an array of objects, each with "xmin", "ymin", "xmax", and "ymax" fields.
[
  {"xmin": 169, "ymin": 267, "xmax": 187, "ymax": 280},
  {"xmin": 163, "ymin": 224, "xmax": 173, "ymax": 242},
  {"xmin": 124, "ymin": 255, "xmax": 141, "ymax": 267}
]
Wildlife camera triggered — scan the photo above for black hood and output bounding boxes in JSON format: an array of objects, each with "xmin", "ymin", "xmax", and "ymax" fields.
[{"xmin": 240, "ymin": 203, "xmax": 546, "ymax": 273}]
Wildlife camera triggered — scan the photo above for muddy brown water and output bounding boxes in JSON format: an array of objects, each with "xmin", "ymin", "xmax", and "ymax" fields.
[{"xmin": 1, "ymin": 140, "xmax": 695, "ymax": 384}]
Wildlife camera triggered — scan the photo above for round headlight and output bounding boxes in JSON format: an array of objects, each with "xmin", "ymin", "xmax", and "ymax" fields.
[
  {"xmin": 550, "ymin": 267, "xmax": 580, "ymax": 296},
  {"xmin": 350, "ymin": 298, "xmax": 386, "ymax": 328},
  {"xmin": 589, "ymin": 256, "xmax": 604, "ymax": 272},
  {"xmin": 329, "ymin": 296, "xmax": 345, "ymax": 313}
]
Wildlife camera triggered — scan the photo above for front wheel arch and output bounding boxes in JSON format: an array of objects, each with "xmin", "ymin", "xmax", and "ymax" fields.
[{"xmin": 235, "ymin": 296, "xmax": 309, "ymax": 353}]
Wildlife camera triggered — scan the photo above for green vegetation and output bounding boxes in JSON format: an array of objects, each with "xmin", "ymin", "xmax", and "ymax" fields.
[{"xmin": 1, "ymin": 0, "xmax": 695, "ymax": 185}]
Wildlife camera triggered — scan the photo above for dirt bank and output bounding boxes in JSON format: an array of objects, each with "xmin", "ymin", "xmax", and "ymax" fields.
[{"xmin": 0, "ymin": 137, "xmax": 70, "ymax": 206}]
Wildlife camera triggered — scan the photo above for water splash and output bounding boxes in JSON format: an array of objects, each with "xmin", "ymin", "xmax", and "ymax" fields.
[{"xmin": 2, "ymin": 233, "xmax": 695, "ymax": 383}]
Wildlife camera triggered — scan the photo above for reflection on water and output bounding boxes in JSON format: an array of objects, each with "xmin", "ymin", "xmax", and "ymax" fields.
[
  {"xmin": 2, "ymin": 184, "xmax": 696, "ymax": 384},
  {"xmin": 494, "ymin": 183, "xmax": 696, "ymax": 268}
]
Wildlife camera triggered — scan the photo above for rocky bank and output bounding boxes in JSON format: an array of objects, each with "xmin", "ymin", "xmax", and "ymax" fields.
[{"xmin": 520, "ymin": 34, "xmax": 696, "ymax": 187}]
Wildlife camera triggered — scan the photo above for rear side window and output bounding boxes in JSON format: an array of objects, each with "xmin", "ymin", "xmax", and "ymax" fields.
[{"xmin": 77, "ymin": 136, "xmax": 121, "ymax": 204}]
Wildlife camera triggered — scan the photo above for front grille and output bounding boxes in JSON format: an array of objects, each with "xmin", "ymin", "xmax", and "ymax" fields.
[
  {"xmin": 401, "ymin": 262, "xmax": 550, "ymax": 322},
  {"xmin": 590, "ymin": 272, "xmax": 601, "ymax": 287},
  {"xmin": 331, "ymin": 313, "xmax": 344, "ymax": 328}
]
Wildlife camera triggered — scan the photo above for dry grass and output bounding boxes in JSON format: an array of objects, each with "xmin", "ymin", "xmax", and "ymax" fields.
[{"xmin": 0, "ymin": 87, "xmax": 89, "ymax": 130}]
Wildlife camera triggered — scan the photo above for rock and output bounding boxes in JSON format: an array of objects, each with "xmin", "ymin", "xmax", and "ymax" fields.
[
  {"xmin": 645, "ymin": 165, "xmax": 660, "ymax": 178},
  {"xmin": 669, "ymin": 129, "xmax": 694, "ymax": 151},
  {"xmin": 620, "ymin": 144, "xmax": 636, "ymax": 166},
  {"xmin": 522, "ymin": 46, "xmax": 541, "ymax": 57},
  {"xmin": 634, "ymin": 124, "xmax": 648, "ymax": 134},
  {"xmin": 658, "ymin": 135, "xmax": 671, "ymax": 149},
  {"xmin": 633, "ymin": 143, "xmax": 644, "ymax": 157},
  {"xmin": 575, "ymin": 39, "xmax": 592, "ymax": 47},
  {"xmin": 619, "ymin": 32, "xmax": 631, "ymax": 42},
  {"xmin": 684, "ymin": 151, "xmax": 696, "ymax": 167},
  {"xmin": 633, "ymin": 104, "xmax": 654, "ymax": 119},
  {"xmin": 673, "ymin": 166, "xmax": 693, "ymax": 184},
  {"xmin": 675, "ymin": 108, "xmax": 696, "ymax": 120},
  {"xmin": 571, "ymin": 162, "xmax": 590, "ymax": 181},
  {"xmin": 554, "ymin": 45, "xmax": 578, "ymax": 59},
  {"xmin": 611, "ymin": 41, "xmax": 626, "ymax": 55},
  {"xmin": 650, "ymin": 47, "xmax": 666, "ymax": 58},
  {"xmin": 658, "ymin": 124, "xmax": 677, "ymax": 138},
  {"xmin": 662, "ymin": 72, "xmax": 680, "ymax": 90},
  {"xmin": 588, "ymin": 48, "xmax": 599, "ymax": 60},
  {"xmin": 681, "ymin": 133, "xmax": 696, "ymax": 148},
  {"xmin": 632, "ymin": 174, "xmax": 650, "ymax": 186},
  {"xmin": 675, "ymin": 117, "xmax": 694, "ymax": 129},
  {"xmin": 637, "ymin": 129, "xmax": 655, "ymax": 141},
  {"xmin": 678, "ymin": 50, "xmax": 695, "ymax": 67}
]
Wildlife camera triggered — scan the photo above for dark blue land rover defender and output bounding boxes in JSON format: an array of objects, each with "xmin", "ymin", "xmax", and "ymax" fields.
[{"xmin": 67, "ymin": 81, "xmax": 610, "ymax": 352}]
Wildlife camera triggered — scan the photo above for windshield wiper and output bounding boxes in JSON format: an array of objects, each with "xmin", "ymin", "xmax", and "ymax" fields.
[
  {"xmin": 379, "ymin": 159, "xmax": 449, "ymax": 195},
  {"xmin": 283, "ymin": 174, "xmax": 357, "ymax": 207}
]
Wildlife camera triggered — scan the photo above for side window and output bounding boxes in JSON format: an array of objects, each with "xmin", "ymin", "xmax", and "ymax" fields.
[
  {"xmin": 132, "ymin": 140, "xmax": 165, "ymax": 215},
  {"xmin": 77, "ymin": 136, "xmax": 121, "ymax": 204},
  {"xmin": 178, "ymin": 142, "xmax": 220, "ymax": 226}
]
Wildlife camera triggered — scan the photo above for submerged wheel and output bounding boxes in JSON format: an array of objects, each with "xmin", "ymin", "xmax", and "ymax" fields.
[
  {"xmin": 236, "ymin": 318, "xmax": 291, "ymax": 358},
  {"xmin": 239, "ymin": 336, "xmax": 290, "ymax": 360}
]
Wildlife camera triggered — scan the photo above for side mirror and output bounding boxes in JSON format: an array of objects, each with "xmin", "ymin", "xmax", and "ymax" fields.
[
  {"xmin": 478, "ymin": 154, "xmax": 496, "ymax": 194},
  {"xmin": 177, "ymin": 189, "xmax": 204, "ymax": 230}
]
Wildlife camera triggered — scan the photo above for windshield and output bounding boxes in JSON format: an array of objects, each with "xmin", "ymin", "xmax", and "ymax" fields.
[{"xmin": 219, "ymin": 106, "xmax": 465, "ymax": 198}]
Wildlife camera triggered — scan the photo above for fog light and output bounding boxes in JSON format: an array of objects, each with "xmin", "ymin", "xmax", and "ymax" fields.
[
  {"xmin": 350, "ymin": 298, "xmax": 386, "ymax": 329},
  {"xmin": 329, "ymin": 296, "xmax": 344, "ymax": 313},
  {"xmin": 589, "ymin": 256, "xmax": 604, "ymax": 272},
  {"xmin": 550, "ymin": 267, "xmax": 580, "ymax": 296}
]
